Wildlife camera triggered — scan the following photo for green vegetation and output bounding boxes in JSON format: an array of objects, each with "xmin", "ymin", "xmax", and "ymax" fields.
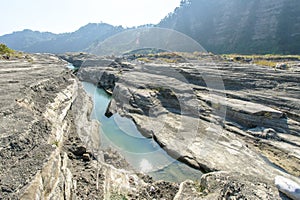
[
  {"xmin": 223, "ymin": 54, "xmax": 300, "ymax": 61},
  {"xmin": 212, "ymin": 102, "xmax": 222, "ymax": 110},
  {"xmin": 160, "ymin": 57, "xmax": 180, "ymax": 63},
  {"xmin": 253, "ymin": 60, "xmax": 277, "ymax": 68},
  {"xmin": 0, "ymin": 43, "xmax": 33, "ymax": 61},
  {"xmin": 222, "ymin": 54, "xmax": 300, "ymax": 68},
  {"xmin": 52, "ymin": 140, "xmax": 60, "ymax": 147},
  {"xmin": 137, "ymin": 57, "xmax": 151, "ymax": 63},
  {"xmin": 194, "ymin": 180, "xmax": 205, "ymax": 193},
  {"xmin": 135, "ymin": 52, "xmax": 187, "ymax": 63},
  {"xmin": 135, "ymin": 52, "xmax": 299, "ymax": 68},
  {"xmin": 264, "ymin": 112, "xmax": 272, "ymax": 119},
  {"xmin": 0, "ymin": 44, "xmax": 15, "ymax": 55},
  {"xmin": 151, "ymin": 86, "xmax": 165, "ymax": 92},
  {"xmin": 110, "ymin": 192, "xmax": 128, "ymax": 200},
  {"xmin": 124, "ymin": 48, "xmax": 166, "ymax": 55}
]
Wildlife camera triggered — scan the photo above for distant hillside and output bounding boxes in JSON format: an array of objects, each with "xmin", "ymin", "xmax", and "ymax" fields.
[
  {"xmin": 0, "ymin": 23, "xmax": 124, "ymax": 53},
  {"xmin": 0, "ymin": 30, "xmax": 56, "ymax": 52},
  {"xmin": 159, "ymin": 0, "xmax": 300, "ymax": 54},
  {"xmin": 1, "ymin": 1, "xmax": 299, "ymax": 55}
]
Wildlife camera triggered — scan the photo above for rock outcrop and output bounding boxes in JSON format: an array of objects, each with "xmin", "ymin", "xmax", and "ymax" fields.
[
  {"xmin": 70, "ymin": 52, "xmax": 300, "ymax": 199},
  {"xmin": 175, "ymin": 171, "xmax": 284, "ymax": 200},
  {"xmin": 0, "ymin": 54, "xmax": 101, "ymax": 199},
  {"xmin": 1, "ymin": 52, "xmax": 300, "ymax": 199},
  {"xmin": 0, "ymin": 54, "xmax": 190, "ymax": 199}
]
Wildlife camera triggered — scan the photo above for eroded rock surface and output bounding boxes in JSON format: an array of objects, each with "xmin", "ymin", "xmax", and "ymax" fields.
[
  {"xmin": 0, "ymin": 54, "xmax": 184, "ymax": 199},
  {"xmin": 175, "ymin": 171, "xmax": 291, "ymax": 200},
  {"xmin": 70, "ymin": 52, "xmax": 300, "ymax": 199},
  {"xmin": 1, "ymin": 52, "xmax": 300, "ymax": 199}
]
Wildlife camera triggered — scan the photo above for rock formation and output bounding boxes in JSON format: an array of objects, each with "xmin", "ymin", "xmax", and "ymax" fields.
[
  {"xmin": 1, "ymin": 52, "xmax": 300, "ymax": 199},
  {"xmin": 0, "ymin": 54, "xmax": 178, "ymax": 199},
  {"xmin": 72, "ymin": 52, "xmax": 300, "ymax": 199}
]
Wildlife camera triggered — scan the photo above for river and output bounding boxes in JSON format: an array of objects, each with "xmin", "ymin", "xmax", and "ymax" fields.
[{"xmin": 82, "ymin": 81, "xmax": 203, "ymax": 183}]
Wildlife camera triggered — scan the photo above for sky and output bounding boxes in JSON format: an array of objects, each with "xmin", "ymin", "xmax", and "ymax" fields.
[{"xmin": 0, "ymin": 0, "xmax": 181, "ymax": 36}]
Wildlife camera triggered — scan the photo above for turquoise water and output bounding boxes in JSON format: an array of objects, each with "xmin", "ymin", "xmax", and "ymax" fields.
[
  {"xmin": 66, "ymin": 63, "xmax": 79, "ymax": 70},
  {"xmin": 82, "ymin": 82, "xmax": 203, "ymax": 182}
]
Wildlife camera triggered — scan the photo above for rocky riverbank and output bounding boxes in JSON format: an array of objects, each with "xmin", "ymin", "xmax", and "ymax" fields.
[
  {"xmin": 62, "ymin": 52, "xmax": 300, "ymax": 199},
  {"xmin": 0, "ymin": 54, "xmax": 179, "ymax": 199},
  {"xmin": 1, "ymin": 52, "xmax": 299, "ymax": 199}
]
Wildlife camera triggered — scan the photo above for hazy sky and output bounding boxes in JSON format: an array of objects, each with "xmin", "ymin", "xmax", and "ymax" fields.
[{"xmin": 0, "ymin": 0, "xmax": 181, "ymax": 36}]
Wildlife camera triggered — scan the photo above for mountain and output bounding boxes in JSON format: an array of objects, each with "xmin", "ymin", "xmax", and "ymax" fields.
[
  {"xmin": 158, "ymin": 0, "xmax": 300, "ymax": 54},
  {"xmin": 0, "ymin": 29, "xmax": 57, "ymax": 51},
  {"xmin": 0, "ymin": 23, "xmax": 124, "ymax": 53},
  {"xmin": 1, "ymin": 0, "xmax": 299, "ymax": 55}
]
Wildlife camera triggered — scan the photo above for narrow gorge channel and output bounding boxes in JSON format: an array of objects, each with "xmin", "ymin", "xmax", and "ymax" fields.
[{"xmin": 81, "ymin": 82, "xmax": 203, "ymax": 183}]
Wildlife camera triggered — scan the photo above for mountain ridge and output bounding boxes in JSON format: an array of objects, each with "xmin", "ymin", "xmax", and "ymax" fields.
[
  {"xmin": 0, "ymin": 23, "xmax": 124, "ymax": 53},
  {"xmin": 159, "ymin": 0, "xmax": 300, "ymax": 54},
  {"xmin": 1, "ymin": 0, "xmax": 299, "ymax": 54}
]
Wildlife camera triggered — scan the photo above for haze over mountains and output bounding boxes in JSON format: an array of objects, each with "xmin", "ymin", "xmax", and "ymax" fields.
[
  {"xmin": 160, "ymin": 0, "xmax": 300, "ymax": 54},
  {"xmin": 0, "ymin": 23, "xmax": 124, "ymax": 54},
  {"xmin": 1, "ymin": 0, "xmax": 299, "ymax": 54}
]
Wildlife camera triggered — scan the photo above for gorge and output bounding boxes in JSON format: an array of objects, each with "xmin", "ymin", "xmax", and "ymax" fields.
[
  {"xmin": 1, "ymin": 0, "xmax": 300, "ymax": 199},
  {"xmin": 81, "ymin": 81, "xmax": 203, "ymax": 183},
  {"xmin": 0, "ymin": 50, "xmax": 300, "ymax": 199}
]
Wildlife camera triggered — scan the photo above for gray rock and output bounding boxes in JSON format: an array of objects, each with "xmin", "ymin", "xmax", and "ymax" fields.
[
  {"xmin": 275, "ymin": 176, "xmax": 300, "ymax": 200},
  {"xmin": 64, "ymin": 53, "xmax": 300, "ymax": 198},
  {"xmin": 175, "ymin": 171, "xmax": 283, "ymax": 200},
  {"xmin": 82, "ymin": 153, "xmax": 91, "ymax": 161},
  {"xmin": 276, "ymin": 63, "xmax": 288, "ymax": 70},
  {"xmin": 199, "ymin": 171, "xmax": 281, "ymax": 200}
]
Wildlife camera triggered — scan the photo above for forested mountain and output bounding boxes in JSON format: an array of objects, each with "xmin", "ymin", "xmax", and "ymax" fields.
[
  {"xmin": 0, "ymin": 23, "xmax": 123, "ymax": 53},
  {"xmin": 0, "ymin": 29, "xmax": 56, "ymax": 52},
  {"xmin": 159, "ymin": 0, "xmax": 300, "ymax": 54},
  {"xmin": 1, "ymin": 0, "xmax": 299, "ymax": 54}
]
